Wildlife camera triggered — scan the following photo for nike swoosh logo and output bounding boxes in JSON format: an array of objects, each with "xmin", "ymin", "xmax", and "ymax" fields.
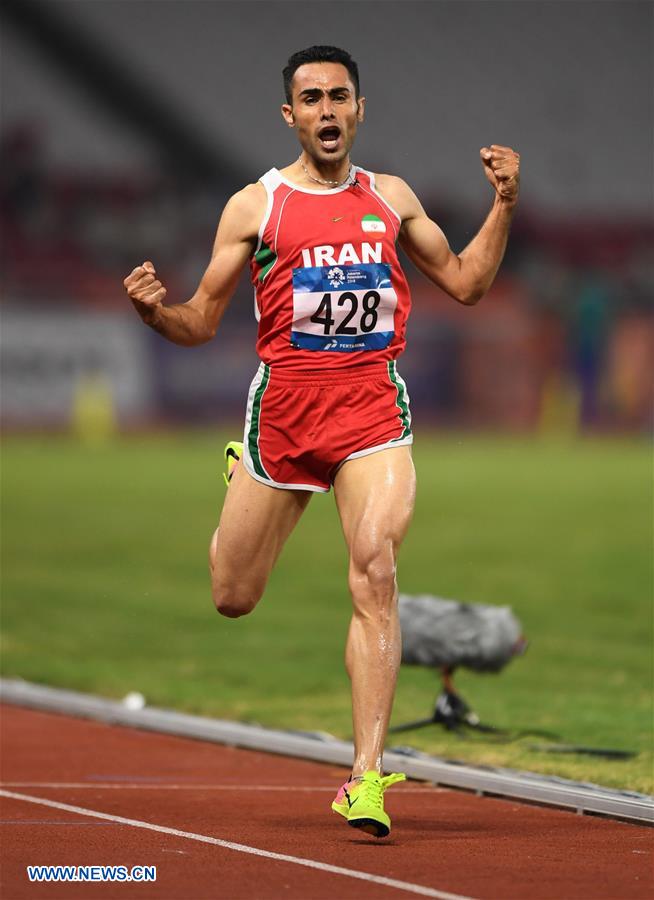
[
  {"xmin": 344, "ymin": 789, "xmax": 354, "ymax": 808},
  {"xmin": 332, "ymin": 216, "xmax": 344, "ymax": 222}
]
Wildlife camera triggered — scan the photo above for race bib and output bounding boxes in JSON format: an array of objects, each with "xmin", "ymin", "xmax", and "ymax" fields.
[{"xmin": 290, "ymin": 263, "xmax": 397, "ymax": 352}]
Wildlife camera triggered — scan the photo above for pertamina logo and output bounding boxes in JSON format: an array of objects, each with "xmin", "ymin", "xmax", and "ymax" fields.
[{"xmin": 361, "ymin": 214, "xmax": 386, "ymax": 234}]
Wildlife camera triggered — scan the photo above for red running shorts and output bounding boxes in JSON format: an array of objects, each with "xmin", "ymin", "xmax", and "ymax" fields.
[{"xmin": 241, "ymin": 361, "xmax": 412, "ymax": 492}]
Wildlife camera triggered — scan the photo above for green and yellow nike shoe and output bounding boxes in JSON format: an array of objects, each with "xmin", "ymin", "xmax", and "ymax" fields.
[
  {"xmin": 223, "ymin": 441, "xmax": 243, "ymax": 486},
  {"xmin": 331, "ymin": 771, "xmax": 406, "ymax": 838}
]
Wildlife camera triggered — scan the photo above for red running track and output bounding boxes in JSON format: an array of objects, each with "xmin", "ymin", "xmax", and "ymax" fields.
[{"xmin": 1, "ymin": 704, "xmax": 652, "ymax": 900}]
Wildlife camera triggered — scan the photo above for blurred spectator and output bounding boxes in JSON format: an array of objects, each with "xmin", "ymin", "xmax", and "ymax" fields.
[{"xmin": 566, "ymin": 269, "xmax": 612, "ymax": 429}]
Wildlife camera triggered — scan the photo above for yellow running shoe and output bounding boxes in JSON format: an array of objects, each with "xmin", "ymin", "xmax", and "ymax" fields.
[
  {"xmin": 331, "ymin": 776, "xmax": 360, "ymax": 820},
  {"xmin": 331, "ymin": 771, "xmax": 406, "ymax": 838},
  {"xmin": 223, "ymin": 441, "xmax": 243, "ymax": 486}
]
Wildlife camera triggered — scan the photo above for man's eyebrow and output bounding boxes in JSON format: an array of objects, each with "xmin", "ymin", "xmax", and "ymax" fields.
[{"xmin": 298, "ymin": 86, "xmax": 352, "ymax": 98}]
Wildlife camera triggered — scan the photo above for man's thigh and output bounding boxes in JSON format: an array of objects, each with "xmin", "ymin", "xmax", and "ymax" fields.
[
  {"xmin": 213, "ymin": 462, "xmax": 312, "ymax": 590},
  {"xmin": 333, "ymin": 446, "xmax": 416, "ymax": 562}
]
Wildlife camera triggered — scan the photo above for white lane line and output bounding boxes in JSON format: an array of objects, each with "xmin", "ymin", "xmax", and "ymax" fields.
[
  {"xmin": 0, "ymin": 820, "xmax": 120, "ymax": 826},
  {"xmin": 1, "ymin": 782, "xmax": 445, "ymax": 793},
  {"xmin": 0, "ymin": 789, "xmax": 475, "ymax": 900}
]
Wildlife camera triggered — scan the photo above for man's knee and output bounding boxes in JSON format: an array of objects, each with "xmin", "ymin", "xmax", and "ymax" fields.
[
  {"xmin": 212, "ymin": 581, "xmax": 262, "ymax": 618},
  {"xmin": 349, "ymin": 549, "xmax": 397, "ymax": 609}
]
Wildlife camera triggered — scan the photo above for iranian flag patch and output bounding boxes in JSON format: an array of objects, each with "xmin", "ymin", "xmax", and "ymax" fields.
[{"xmin": 361, "ymin": 214, "xmax": 386, "ymax": 233}]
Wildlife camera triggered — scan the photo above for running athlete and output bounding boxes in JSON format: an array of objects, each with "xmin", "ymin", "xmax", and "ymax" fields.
[{"xmin": 124, "ymin": 46, "xmax": 520, "ymax": 838}]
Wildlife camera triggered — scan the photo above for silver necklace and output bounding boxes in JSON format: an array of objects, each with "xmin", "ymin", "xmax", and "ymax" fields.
[{"xmin": 299, "ymin": 156, "xmax": 354, "ymax": 187}]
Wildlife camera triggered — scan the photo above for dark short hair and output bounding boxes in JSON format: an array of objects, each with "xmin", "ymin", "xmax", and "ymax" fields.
[{"xmin": 283, "ymin": 46, "xmax": 360, "ymax": 104}]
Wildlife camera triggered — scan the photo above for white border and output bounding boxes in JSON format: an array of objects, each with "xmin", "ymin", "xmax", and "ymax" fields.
[
  {"xmin": 274, "ymin": 168, "xmax": 355, "ymax": 195},
  {"xmin": 272, "ymin": 187, "xmax": 296, "ymax": 261},
  {"xmin": 252, "ymin": 170, "xmax": 279, "ymax": 322},
  {"xmin": 254, "ymin": 169, "xmax": 280, "ymax": 254},
  {"xmin": 389, "ymin": 359, "xmax": 413, "ymax": 435},
  {"xmin": 335, "ymin": 436, "xmax": 414, "ymax": 475},
  {"xmin": 241, "ymin": 454, "xmax": 329, "ymax": 494},
  {"xmin": 252, "ymin": 287, "xmax": 261, "ymax": 323},
  {"xmin": 242, "ymin": 363, "xmax": 272, "ymax": 481}
]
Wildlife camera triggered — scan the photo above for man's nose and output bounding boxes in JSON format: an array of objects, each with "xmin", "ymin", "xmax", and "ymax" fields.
[{"xmin": 319, "ymin": 99, "xmax": 336, "ymax": 119}]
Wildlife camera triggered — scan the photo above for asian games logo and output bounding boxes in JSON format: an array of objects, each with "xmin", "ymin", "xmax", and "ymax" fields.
[{"xmin": 327, "ymin": 267, "xmax": 345, "ymax": 288}]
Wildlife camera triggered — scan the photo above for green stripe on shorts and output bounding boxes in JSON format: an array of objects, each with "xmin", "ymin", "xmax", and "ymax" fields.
[
  {"xmin": 248, "ymin": 364, "xmax": 270, "ymax": 478},
  {"xmin": 388, "ymin": 360, "xmax": 412, "ymax": 440}
]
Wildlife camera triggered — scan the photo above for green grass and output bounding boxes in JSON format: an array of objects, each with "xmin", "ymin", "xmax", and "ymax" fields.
[{"xmin": 2, "ymin": 432, "xmax": 652, "ymax": 793}]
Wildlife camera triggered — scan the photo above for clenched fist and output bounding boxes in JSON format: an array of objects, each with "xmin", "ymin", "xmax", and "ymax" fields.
[
  {"xmin": 480, "ymin": 145, "xmax": 520, "ymax": 204},
  {"xmin": 124, "ymin": 261, "xmax": 167, "ymax": 322}
]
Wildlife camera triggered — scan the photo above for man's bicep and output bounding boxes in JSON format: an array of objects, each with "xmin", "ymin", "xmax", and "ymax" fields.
[
  {"xmin": 186, "ymin": 187, "xmax": 262, "ymax": 333},
  {"xmin": 400, "ymin": 213, "xmax": 463, "ymax": 299}
]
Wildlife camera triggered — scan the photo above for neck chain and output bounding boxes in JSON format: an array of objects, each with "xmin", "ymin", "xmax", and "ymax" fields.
[{"xmin": 299, "ymin": 156, "xmax": 354, "ymax": 187}]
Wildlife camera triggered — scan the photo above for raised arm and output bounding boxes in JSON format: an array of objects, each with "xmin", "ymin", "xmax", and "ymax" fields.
[
  {"xmin": 123, "ymin": 182, "xmax": 266, "ymax": 345},
  {"xmin": 377, "ymin": 145, "xmax": 520, "ymax": 306}
]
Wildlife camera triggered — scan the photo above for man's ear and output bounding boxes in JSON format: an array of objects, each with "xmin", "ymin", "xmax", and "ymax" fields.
[
  {"xmin": 356, "ymin": 97, "xmax": 366, "ymax": 123},
  {"xmin": 281, "ymin": 104, "xmax": 295, "ymax": 128}
]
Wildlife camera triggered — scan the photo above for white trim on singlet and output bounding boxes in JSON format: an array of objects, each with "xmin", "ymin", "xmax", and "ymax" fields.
[
  {"xmin": 272, "ymin": 186, "xmax": 296, "ymax": 262},
  {"xmin": 254, "ymin": 169, "xmax": 281, "ymax": 254},
  {"xmin": 353, "ymin": 166, "xmax": 402, "ymax": 240},
  {"xmin": 274, "ymin": 167, "xmax": 356, "ymax": 195},
  {"xmin": 252, "ymin": 170, "xmax": 281, "ymax": 322}
]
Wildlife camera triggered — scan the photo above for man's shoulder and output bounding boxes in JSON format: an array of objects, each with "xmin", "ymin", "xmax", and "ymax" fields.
[
  {"xmin": 231, "ymin": 180, "xmax": 267, "ymax": 211},
  {"xmin": 219, "ymin": 181, "xmax": 267, "ymax": 241},
  {"xmin": 374, "ymin": 173, "xmax": 408, "ymax": 193},
  {"xmin": 372, "ymin": 174, "xmax": 417, "ymax": 223}
]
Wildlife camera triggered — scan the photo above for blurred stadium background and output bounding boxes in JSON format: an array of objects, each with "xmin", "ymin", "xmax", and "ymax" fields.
[
  {"xmin": 2, "ymin": 1, "xmax": 652, "ymax": 791},
  {"xmin": 3, "ymin": 0, "xmax": 652, "ymax": 432}
]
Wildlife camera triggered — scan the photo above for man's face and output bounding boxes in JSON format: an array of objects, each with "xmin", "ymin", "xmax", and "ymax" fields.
[{"xmin": 281, "ymin": 62, "xmax": 365, "ymax": 164}]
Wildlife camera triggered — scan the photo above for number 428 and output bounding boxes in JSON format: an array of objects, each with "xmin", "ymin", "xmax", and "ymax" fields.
[{"xmin": 309, "ymin": 290, "xmax": 381, "ymax": 335}]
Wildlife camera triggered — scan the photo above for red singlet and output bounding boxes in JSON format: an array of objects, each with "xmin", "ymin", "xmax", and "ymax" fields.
[
  {"xmin": 241, "ymin": 166, "xmax": 413, "ymax": 492},
  {"xmin": 249, "ymin": 167, "xmax": 412, "ymax": 369}
]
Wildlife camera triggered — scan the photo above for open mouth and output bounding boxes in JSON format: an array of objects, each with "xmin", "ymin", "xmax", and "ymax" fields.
[{"xmin": 318, "ymin": 125, "xmax": 341, "ymax": 151}]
